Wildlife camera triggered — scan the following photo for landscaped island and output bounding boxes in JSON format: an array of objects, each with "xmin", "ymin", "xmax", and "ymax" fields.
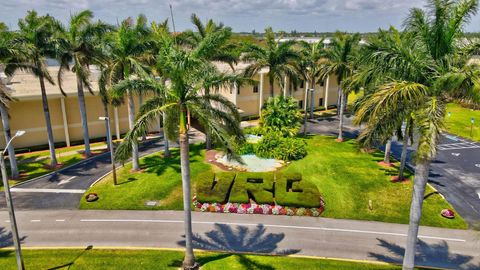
[{"xmin": 80, "ymin": 135, "xmax": 467, "ymax": 229}]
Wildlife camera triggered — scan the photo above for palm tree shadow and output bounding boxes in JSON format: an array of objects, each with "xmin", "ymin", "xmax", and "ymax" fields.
[
  {"xmin": 174, "ymin": 223, "xmax": 300, "ymax": 268},
  {"xmin": 47, "ymin": 245, "xmax": 93, "ymax": 270},
  {"xmin": 369, "ymin": 238, "xmax": 479, "ymax": 270}
]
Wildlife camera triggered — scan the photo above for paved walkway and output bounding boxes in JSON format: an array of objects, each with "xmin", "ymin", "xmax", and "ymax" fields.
[{"xmin": 0, "ymin": 210, "xmax": 479, "ymax": 269}]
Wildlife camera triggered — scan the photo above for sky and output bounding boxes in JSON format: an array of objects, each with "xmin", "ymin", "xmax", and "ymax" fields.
[{"xmin": 1, "ymin": 0, "xmax": 480, "ymax": 33}]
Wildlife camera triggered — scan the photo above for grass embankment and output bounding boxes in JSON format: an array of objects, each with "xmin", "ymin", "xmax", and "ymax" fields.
[
  {"xmin": 0, "ymin": 249, "xmax": 427, "ymax": 270},
  {"xmin": 445, "ymin": 103, "xmax": 480, "ymax": 141},
  {"xmin": 2, "ymin": 142, "xmax": 107, "ymax": 188},
  {"xmin": 81, "ymin": 136, "xmax": 466, "ymax": 229}
]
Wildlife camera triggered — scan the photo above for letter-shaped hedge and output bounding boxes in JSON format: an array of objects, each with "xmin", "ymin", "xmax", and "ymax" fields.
[
  {"xmin": 229, "ymin": 172, "xmax": 275, "ymax": 204},
  {"xmin": 195, "ymin": 171, "xmax": 235, "ymax": 204},
  {"xmin": 275, "ymin": 172, "xmax": 321, "ymax": 208}
]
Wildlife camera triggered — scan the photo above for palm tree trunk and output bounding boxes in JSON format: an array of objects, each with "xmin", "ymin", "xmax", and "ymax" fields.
[
  {"xmin": 384, "ymin": 139, "xmax": 392, "ymax": 164},
  {"xmin": 337, "ymin": 87, "xmax": 345, "ymax": 141},
  {"xmin": 269, "ymin": 76, "xmax": 274, "ymax": 97},
  {"xmin": 76, "ymin": 76, "xmax": 91, "ymax": 157},
  {"xmin": 39, "ymin": 74, "xmax": 58, "ymax": 167},
  {"xmin": 102, "ymin": 102, "xmax": 110, "ymax": 150},
  {"xmin": 205, "ymin": 87, "xmax": 212, "ymax": 149},
  {"xmin": 139, "ymin": 94, "xmax": 146, "ymax": 141},
  {"xmin": 162, "ymin": 112, "xmax": 170, "ymax": 158},
  {"xmin": 0, "ymin": 103, "xmax": 19, "ymax": 179},
  {"xmin": 179, "ymin": 110, "xmax": 197, "ymax": 269},
  {"xmin": 127, "ymin": 90, "xmax": 140, "ymax": 171},
  {"xmin": 402, "ymin": 159, "xmax": 430, "ymax": 270},
  {"xmin": 398, "ymin": 134, "xmax": 409, "ymax": 180}
]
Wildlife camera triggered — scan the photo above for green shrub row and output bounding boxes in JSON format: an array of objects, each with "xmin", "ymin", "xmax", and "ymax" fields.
[
  {"xmin": 195, "ymin": 171, "xmax": 321, "ymax": 208},
  {"xmin": 255, "ymin": 133, "xmax": 307, "ymax": 161}
]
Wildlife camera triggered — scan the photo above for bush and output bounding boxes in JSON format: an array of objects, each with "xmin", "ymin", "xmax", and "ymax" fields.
[
  {"xmin": 237, "ymin": 142, "xmax": 256, "ymax": 155},
  {"xmin": 243, "ymin": 126, "xmax": 263, "ymax": 136},
  {"xmin": 255, "ymin": 133, "xmax": 307, "ymax": 161},
  {"xmin": 275, "ymin": 173, "xmax": 321, "ymax": 208},
  {"xmin": 260, "ymin": 96, "xmax": 302, "ymax": 137}
]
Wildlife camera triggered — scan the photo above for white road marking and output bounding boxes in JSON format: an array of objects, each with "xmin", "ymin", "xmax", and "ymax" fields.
[
  {"xmin": 30, "ymin": 220, "xmax": 40, "ymax": 222},
  {"xmin": 451, "ymin": 153, "xmax": 461, "ymax": 156},
  {"xmin": 79, "ymin": 219, "xmax": 466, "ymax": 243},
  {"xmin": 55, "ymin": 219, "xmax": 65, "ymax": 222},
  {"xmin": 10, "ymin": 188, "xmax": 86, "ymax": 194},
  {"xmin": 4, "ymin": 220, "xmax": 10, "ymax": 223},
  {"xmin": 475, "ymin": 164, "xmax": 480, "ymax": 168},
  {"xmin": 58, "ymin": 176, "xmax": 76, "ymax": 186}
]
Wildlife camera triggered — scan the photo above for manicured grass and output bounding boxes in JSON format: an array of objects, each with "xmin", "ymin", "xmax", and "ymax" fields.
[
  {"xmin": 80, "ymin": 145, "xmax": 210, "ymax": 210},
  {"xmin": 0, "ymin": 249, "xmax": 422, "ymax": 270},
  {"xmin": 81, "ymin": 136, "xmax": 466, "ymax": 229},
  {"xmin": 282, "ymin": 136, "xmax": 466, "ymax": 229},
  {"xmin": 445, "ymin": 103, "xmax": 480, "ymax": 141}
]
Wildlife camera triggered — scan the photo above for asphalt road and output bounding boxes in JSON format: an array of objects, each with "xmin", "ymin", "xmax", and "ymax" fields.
[
  {"xmin": 1, "ymin": 210, "xmax": 479, "ymax": 269},
  {"xmin": 307, "ymin": 116, "xmax": 480, "ymax": 228}
]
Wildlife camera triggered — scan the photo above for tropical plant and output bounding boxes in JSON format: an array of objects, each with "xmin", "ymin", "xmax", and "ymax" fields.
[
  {"xmin": 113, "ymin": 28, "xmax": 244, "ymax": 269},
  {"xmin": 354, "ymin": 1, "xmax": 480, "ymax": 269},
  {"xmin": 260, "ymin": 95, "xmax": 302, "ymax": 137},
  {"xmin": 15, "ymin": 11, "xmax": 60, "ymax": 167},
  {"xmin": 101, "ymin": 15, "xmax": 152, "ymax": 171},
  {"xmin": 56, "ymin": 10, "xmax": 111, "ymax": 156},
  {"xmin": 242, "ymin": 27, "xmax": 299, "ymax": 98},
  {"xmin": 0, "ymin": 28, "xmax": 21, "ymax": 179},
  {"xmin": 319, "ymin": 32, "xmax": 361, "ymax": 141}
]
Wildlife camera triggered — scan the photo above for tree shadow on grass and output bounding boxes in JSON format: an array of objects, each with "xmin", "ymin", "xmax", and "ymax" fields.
[
  {"xmin": 369, "ymin": 238, "xmax": 479, "ymax": 270},
  {"xmin": 47, "ymin": 245, "xmax": 93, "ymax": 270},
  {"xmin": 142, "ymin": 145, "xmax": 202, "ymax": 176},
  {"xmin": 173, "ymin": 223, "xmax": 300, "ymax": 268}
]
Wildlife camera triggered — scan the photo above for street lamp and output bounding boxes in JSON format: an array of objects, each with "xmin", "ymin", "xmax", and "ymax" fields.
[
  {"xmin": 99, "ymin": 117, "xmax": 117, "ymax": 185},
  {"xmin": 1, "ymin": 130, "xmax": 25, "ymax": 270}
]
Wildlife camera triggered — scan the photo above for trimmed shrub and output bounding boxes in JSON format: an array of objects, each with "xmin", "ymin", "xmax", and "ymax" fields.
[
  {"xmin": 195, "ymin": 171, "xmax": 236, "ymax": 204},
  {"xmin": 229, "ymin": 172, "xmax": 275, "ymax": 204},
  {"xmin": 243, "ymin": 126, "xmax": 263, "ymax": 136},
  {"xmin": 275, "ymin": 173, "xmax": 321, "ymax": 208},
  {"xmin": 255, "ymin": 133, "xmax": 307, "ymax": 161},
  {"xmin": 238, "ymin": 142, "xmax": 256, "ymax": 155}
]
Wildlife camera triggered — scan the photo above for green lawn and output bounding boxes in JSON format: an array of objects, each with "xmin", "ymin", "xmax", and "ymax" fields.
[
  {"xmin": 0, "ymin": 249, "xmax": 426, "ymax": 270},
  {"xmin": 445, "ymin": 103, "xmax": 480, "ymax": 141},
  {"xmin": 81, "ymin": 136, "xmax": 466, "ymax": 229}
]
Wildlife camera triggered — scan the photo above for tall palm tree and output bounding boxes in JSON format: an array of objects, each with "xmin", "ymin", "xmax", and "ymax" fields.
[
  {"xmin": 56, "ymin": 10, "xmax": 110, "ymax": 157},
  {"xmin": 102, "ymin": 15, "xmax": 151, "ymax": 171},
  {"xmin": 354, "ymin": 1, "xmax": 480, "ymax": 269},
  {"xmin": 242, "ymin": 27, "xmax": 299, "ymax": 98},
  {"xmin": 319, "ymin": 32, "xmax": 360, "ymax": 142},
  {"xmin": 113, "ymin": 29, "xmax": 244, "ymax": 270},
  {"xmin": 16, "ymin": 11, "xmax": 60, "ymax": 167},
  {"xmin": 0, "ymin": 28, "xmax": 21, "ymax": 179}
]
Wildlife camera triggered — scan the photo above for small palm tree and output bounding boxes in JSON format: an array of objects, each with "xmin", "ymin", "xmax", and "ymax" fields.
[
  {"xmin": 101, "ymin": 15, "xmax": 152, "ymax": 171},
  {"xmin": 15, "ymin": 11, "xmax": 60, "ymax": 167},
  {"xmin": 56, "ymin": 10, "xmax": 111, "ymax": 157},
  {"xmin": 0, "ymin": 28, "xmax": 21, "ymax": 179},
  {"xmin": 242, "ymin": 27, "xmax": 299, "ymax": 98},
  {"xmin": 318, "ymin": 32, "xmax": 360, "ymax": 142},
  {"xmin": 113, "ymin": 30, "xmax": 244, "ymax": 270},
  {"xmin": 354, "ymin": 1, "xmax": 480, "ymax": 269}
]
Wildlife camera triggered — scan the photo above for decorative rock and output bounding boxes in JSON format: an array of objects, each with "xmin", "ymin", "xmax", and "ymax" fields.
[
  {"xmin": 441, "ymin": 209, "xmax": 455, "ymax": 219},
  {"xmin": 85, "ymin": 193, "xmax": 99, "ymax": 202}
]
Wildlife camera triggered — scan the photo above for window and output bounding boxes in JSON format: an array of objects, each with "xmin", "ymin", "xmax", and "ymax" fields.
[
  {"xmin": 319, "ymin": 80, "xmax": 325, "ymax": 87},
  {"xmin": 319, "ymin": 98, "xmax": 324, "ymax": 106},
  {"xmin": 253, "ymin": 85, "xmax": 259, "ymax": 93},
  {"xmin": 300, "ymin": 80, "xmax": 305, "ymax": 88},
  {"xmin": 298, "ymin": 100, "xmax": 303, "ymax": 109}
]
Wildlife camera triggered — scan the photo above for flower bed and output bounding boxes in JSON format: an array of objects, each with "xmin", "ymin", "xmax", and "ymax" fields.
[{"xmin": 192, "ymin": 195, "xmax": 325, "ymax": 217}]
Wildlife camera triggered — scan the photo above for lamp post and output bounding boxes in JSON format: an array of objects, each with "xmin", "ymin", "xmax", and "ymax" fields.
[
  {"xmin": 99, "ymin": 117, "xmax": 117, "ymax": 185},
  {"xmin": 471, "ymin": 117, "xmax": 475, "ymax": 138},
  {"xmin": 1, "ymin": 130, "xmax": 25, "ymax": 270}
]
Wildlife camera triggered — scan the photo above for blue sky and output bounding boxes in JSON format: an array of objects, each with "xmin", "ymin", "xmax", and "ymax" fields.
[{"xmin": 2, "ymin": 0, "xmax": 480, "ymax": 32}]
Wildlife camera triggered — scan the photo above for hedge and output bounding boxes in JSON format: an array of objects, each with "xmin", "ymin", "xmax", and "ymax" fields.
[
  {"xmin": 275, "ymin": 173, "xmax": 321, "ymax": 208},
  {"xmin": 229, "ymin": 172, "xmax": 275, "ymax": 204},
  {"xmin": 195, "ymin": 171, "xmax": 236, "ymax": 204}
]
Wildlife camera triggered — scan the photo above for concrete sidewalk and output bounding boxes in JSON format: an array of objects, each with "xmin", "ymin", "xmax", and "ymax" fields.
[{"xmin": 0, "ymin": 210, "xmax": 479, "ymax": 269}]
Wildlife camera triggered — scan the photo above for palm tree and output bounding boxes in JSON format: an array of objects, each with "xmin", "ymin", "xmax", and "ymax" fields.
[
  {"xmin": 297, "ymin": 40, "xmax": 325, "ymax": 134},
  {"xmin": 242, "ymin": 27, "xmax": 299, "ymax": 98},
  {"xmin": 354, "ymin": 1, "xmax": 480, "ymax": 269},
  {"xmin": 0, "ymin": 28, "xmax": 21, "ymax": 179},
  {"xmin": 319, "ymin": 32, "xmax": 360, "ymax": 142},
  {"xmin": 16, "ymin": 11, "xmax": 60, "ymax": 167},
  {"xmin": 102, "ymin": 15, "xmax": 151, "ymax": 171},
  {"xmin": 113, "ymin": 29, "xmax": 244, "ymax": 270},
  {"xmin": 56, "ymin": 10, "xmax": 110, "ymax": 157}
]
